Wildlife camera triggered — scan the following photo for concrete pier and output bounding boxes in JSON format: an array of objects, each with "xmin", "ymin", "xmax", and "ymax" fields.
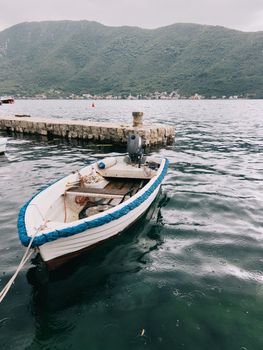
[{"xmin": 0, "ymin": 115, "xmax": 175, "ymax": 146}]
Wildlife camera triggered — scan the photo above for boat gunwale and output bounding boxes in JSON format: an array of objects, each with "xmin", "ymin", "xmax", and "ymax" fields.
[
  {"xmin": 0, "ymin": 138, "xmax": 7, "ymax": 145},
  {"xmin": 18, "ymin": 158, "xmax": 169, "ymax": 248}
]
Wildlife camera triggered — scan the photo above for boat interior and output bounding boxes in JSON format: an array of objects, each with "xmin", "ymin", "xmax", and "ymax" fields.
[
  {"xmin": 44, "ymin": 159, "xmax": 161, "ymax": 225},
  {"xmin": 67, "ymin": 177, "xmax": 149, "ymax": 221},
  {"xmin": 25, "ymin": 136, "xmax": 164, "ymax": 236},
  {"xmin": 44, "ymin": 176, "xmax": 149, "ymax": 224}
]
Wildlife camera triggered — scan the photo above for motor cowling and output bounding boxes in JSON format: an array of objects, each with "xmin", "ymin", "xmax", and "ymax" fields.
[{"xmin": 127, "ymin": 133, "xmax": 143, "ymax": 163}]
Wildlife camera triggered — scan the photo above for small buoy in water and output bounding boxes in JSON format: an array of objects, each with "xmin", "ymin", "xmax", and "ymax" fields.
[{"xmin": 92, "ymin": 103, "xmax": 95, "ymax": 108}]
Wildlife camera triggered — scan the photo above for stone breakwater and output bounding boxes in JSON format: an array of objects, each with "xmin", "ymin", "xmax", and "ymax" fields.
[{"xmin": 0, "ymin": 116, "xmax": 175, "ymax": 146}]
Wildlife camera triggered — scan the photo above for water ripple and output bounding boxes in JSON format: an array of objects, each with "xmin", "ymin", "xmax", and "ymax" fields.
[{"xmin": 0, "ymin": 100, "xmax": 263, "ymax": 350}]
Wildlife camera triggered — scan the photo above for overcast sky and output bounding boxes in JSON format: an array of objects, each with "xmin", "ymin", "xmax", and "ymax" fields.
[{"xmin": 0, "ymin": 0, "xmax": 263, "ymax": 32}]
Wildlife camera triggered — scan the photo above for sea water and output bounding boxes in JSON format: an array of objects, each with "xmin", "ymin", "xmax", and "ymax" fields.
[{"xmin": 0, "ymin": 100, "xmax": 262, "ymax": 349}]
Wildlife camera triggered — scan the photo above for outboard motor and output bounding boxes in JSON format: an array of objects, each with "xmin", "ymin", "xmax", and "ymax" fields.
[{"xmin": 127, "ymin": 133, "xmax": 143, "ymax": 164}]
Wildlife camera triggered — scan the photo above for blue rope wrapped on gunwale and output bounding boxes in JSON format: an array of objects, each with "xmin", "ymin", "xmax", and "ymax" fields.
[{"xmin": 18, "ymin": 159, "xmax": 169, "ymax": 247}]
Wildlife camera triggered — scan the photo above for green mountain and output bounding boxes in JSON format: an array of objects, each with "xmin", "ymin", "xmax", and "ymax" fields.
[{"xmin": 0, "ymin": 21, "xmax": 262, "ymax": 98}]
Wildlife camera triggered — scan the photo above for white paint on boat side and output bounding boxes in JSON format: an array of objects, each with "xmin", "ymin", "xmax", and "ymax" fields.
[
  {"xmin": 0, "ymin": 138, "xmax": 7, "ymax": 153},
  {"xmin": 22, "ymin": 155, "xmax": 167, "ymax": 262},
  {"xmin": 39, "ymin": 185, "xmax": 160, "ymax": 261},
  {"xmin": 25, "ymin": 156, "xmax": 164, "ymax": 238}
]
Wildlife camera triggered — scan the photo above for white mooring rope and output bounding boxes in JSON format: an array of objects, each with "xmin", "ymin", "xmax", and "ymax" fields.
[{"xmin": 0, "ymin": 231, "xmax": 38, "ymax": 304}]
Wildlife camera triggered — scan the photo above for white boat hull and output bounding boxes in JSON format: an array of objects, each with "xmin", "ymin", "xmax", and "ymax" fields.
[
  {"xmin": 18, "ymin": 155, "xmax": 169, "ymax": 267},
  {"xmin": 39, "ymin": 185, "xmax": 160, "ymax": 263},
  {"xmin": 0, "ymin": 138, "xmax": 7, "ymax": 154}
]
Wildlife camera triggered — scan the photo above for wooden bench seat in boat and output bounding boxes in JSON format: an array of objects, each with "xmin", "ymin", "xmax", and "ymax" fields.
[
  {"xmin": 66, "ymin": 179, "xmax": 140, "ymax": 198},
  {"xmin": 65, "ymin": 186, "xmax": 132, "ymax": 199},
  {"xmin": 65, "ymin": 177, "xmax": 146, "ymax": 200}
]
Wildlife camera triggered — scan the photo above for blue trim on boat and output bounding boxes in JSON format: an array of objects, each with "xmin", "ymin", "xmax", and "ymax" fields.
[{"xmin": 18, "ymin": 158, "xmax": 169, "ymax": 248}]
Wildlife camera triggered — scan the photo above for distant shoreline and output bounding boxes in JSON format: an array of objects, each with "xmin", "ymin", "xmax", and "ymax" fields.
[{"xmin": 11, "ymin": 97, "xmax": 262, "ymax": 101}]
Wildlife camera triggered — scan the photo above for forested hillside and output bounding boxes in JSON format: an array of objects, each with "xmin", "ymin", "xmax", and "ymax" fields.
[{"xmin": 0, "ymin": 21, "xmax": 262, "ymax": 97}]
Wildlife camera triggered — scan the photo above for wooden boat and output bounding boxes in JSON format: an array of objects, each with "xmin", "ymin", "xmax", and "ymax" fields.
[
  {"xmin": 0, "ymin": 137, "xmax": 7, "ymax": 154},
  {"xmin": 18, "ymin": 136, "xmax": 169, "ymax": 268}
]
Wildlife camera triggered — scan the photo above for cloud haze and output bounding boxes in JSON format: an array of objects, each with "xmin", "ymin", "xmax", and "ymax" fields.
[{"xmin": 0, "ymin": 0, "xmax": 263, "ymax": 32}]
